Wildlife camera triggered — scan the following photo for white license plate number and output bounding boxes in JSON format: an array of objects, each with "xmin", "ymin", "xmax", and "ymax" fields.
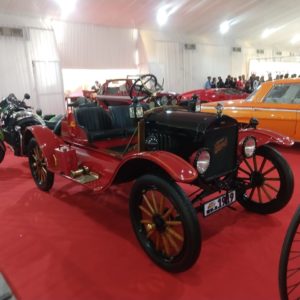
[{"xmin": 203, "ymin": 191, "xmax": 236, "ymax": 217}]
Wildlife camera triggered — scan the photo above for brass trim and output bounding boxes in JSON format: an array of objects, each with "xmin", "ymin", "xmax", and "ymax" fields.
[
  {"xmin": 137, "ymin": 119, "xmax": 145, "ymax": 152},
  {"xmin": 52, "ymin": 154, "xmax": 57, "ymax": 167}
]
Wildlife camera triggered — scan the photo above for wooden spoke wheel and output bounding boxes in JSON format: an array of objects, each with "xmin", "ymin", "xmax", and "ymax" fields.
[
  {"xmin": 129, "ymin": 174, "xmax": 201, "ymax": 273},
  {"xmin": 28, "ymin": 138, "xmax": 54, "ymax": 191},
  {"xmin": 237, "ymin": 145, "xmax": 293, "ymax": 214},
  {"xmin": 279, "ymin": 206, "xmax": 300, "ymax": 300}
]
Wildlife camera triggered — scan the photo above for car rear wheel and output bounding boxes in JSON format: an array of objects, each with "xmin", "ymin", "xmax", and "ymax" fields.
[
  {"xmin": 236, "ymin": 145, "xmax": 294, "ymax": 214},
  {"xmin": 129, "ymin": 174, "xmax": 201, "ymax": 273},
  {"xmin": 28, "ymin": 138, "xmax": 54, "ymax": 191}
]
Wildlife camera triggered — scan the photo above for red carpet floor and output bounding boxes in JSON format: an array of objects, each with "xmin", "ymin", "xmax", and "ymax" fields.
[{"xmin": 0, "ymin": 144, "xmax": 299, "ymax": 300}]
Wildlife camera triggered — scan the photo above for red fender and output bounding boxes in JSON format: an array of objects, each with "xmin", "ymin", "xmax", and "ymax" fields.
[
  {"xmin": 118, "ymin": 151, "xmax": 198, "ymax": 183},
  {"xmin": 238, "ymin": 127, "xmax": 294, "ymax": 148},
  {"xmin": 25, "ymin": 125, "xmax": 62, "ymax": 170}
]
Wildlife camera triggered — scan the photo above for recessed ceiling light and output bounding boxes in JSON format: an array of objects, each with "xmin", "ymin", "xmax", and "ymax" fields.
[
  {"xmin": 54, "ymin": 0, "xmax": 77, "ymax": 18},
  {"xmin": 157, "ymin": 7, "xmax": 169, "ymax": 26},
  {"xmin": 220, "ymin": 21, "xmax": 230, "ymax": 34},
  {"xmin": 261, "ymin": 26, "xmax": 283, "ymax": 39},
  {"xmin": 156, "ymin": 5, "xmax": 179, "ymax": 27}
]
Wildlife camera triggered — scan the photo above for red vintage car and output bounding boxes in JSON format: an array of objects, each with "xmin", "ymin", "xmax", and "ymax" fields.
[
  {"xmin": 96, "ymin": 74, "xmax": 180, "ymax": 108},
  {"xmin": 23, "ymin": 81, "xmax": 294, "ymax": 273},
  {"xmin": 180, "ymin": 88, "xmax": 249, "ymax": 103}
]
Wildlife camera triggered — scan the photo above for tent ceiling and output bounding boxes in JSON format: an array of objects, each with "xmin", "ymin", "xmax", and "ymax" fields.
[{"xmin": 1, "ymin": 0, "xmax": 300, "ymax": 48}]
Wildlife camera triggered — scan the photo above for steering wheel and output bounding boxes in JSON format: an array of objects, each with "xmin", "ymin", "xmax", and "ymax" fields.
[{"xmin": 129, "ymin": 74, "xmax": 160, "ymax": 101}]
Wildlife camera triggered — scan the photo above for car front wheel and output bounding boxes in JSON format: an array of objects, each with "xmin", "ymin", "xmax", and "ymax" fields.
[
  {"xmin": 129, "ymin": 174, "xmax": 201, "ymax": 273},
  {"xmin": 236, "ymin": 145, "xmax": 294, "ymax": 214}
]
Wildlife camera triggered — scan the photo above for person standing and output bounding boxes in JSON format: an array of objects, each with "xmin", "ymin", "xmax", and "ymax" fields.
[
  {"xmin": 204, "ymin": 76, "xmax": 212, "ymax": 89},
  {"xmin": 217, "ymin": 76, "xmax": 225, "ymax": 88},
  {"xmin": 236, "ymin": 76, "xmax": 244, "ymax": 90},
  {"xmin": 211, "ymin": 77, "xmax": 217, "ymax": 88}
]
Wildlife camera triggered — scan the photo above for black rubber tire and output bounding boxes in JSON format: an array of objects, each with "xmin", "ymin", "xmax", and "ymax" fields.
[
  {"xmin": 237, "ymin": 145, "xmax": 294, "ymax": 214},
  {"xmin": 28, "ymin": 138, "xmax": 54, "ymax": 191},
  {"xmin": 279, "ymin": 206, "xmax": 300, "ymax": 300},
  {"xmin": 0, "ymin": 141, "xmax": 6, "ymax": 163},
  {"xmin": 129, "ymin": 174, "xmax": 201, "ymax": 273}
]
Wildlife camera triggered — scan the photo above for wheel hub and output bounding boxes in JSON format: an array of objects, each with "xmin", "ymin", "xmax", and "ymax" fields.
[
  {"xmin": 250, "ymin": 171, "xmax": 265, "ymax": 187},
  {"xmin": 152, "ymin": 214, "xmax": 166, "ymax": 232}
]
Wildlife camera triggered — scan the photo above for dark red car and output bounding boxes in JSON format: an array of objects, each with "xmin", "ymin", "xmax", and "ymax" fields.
[
  {"xmin": 97, "ymin": 74, "xmax": 179, "ymax": 108},
  {"xmin": 23, "ymin": 75, "xmax": 294, "ymax": 273},
  {"xmin": 180, "ymin": 88, "xmax": 249, "ymax": 103}
]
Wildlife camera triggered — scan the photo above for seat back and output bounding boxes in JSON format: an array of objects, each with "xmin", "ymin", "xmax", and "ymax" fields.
[
  {"xmin": 108, "ymin": 106, "xmax": 135, "ymax": 130},
  {"xmin": 75, "ymin": 106, "xmax": 112, "ymax": 132}
]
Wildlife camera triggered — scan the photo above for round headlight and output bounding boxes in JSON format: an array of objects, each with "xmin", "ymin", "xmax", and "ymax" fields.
[
  {"xmin": 243, "ymin": 137, "xmax": 256, "ymax": 158},
  {"xmin": 196, "ymin": 150, "xmax": 210, "ymax": 174},
  {"xmin": 171, "ymin": 98, "xmax": 178, "ymax": 105},
  {"xmin": 160, "ymin": 95, "xmax": 169, "ymax": 106}
]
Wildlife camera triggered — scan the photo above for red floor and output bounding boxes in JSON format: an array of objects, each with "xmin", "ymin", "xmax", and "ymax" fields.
[{"xmin": 0, "ymin": 144, "xmax": 299, "ymax": 300}]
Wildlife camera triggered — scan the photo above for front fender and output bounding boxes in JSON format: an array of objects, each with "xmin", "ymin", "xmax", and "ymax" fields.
[
  {"xmin": 25, "ymin": 125, "xmax": 62, "ymax": 170},
  {"xmin": 238, "ymin": 127, "xmax": 294, "ymax": 148},
  {"xmin": 116, "ymin": 151, "xmax": 198, "ymax": 183}
]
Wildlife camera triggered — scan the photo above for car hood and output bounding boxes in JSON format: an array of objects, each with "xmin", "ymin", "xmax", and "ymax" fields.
[{"xmin": 145, "ymin": 108, "xmax": 237, "ymax": 142}]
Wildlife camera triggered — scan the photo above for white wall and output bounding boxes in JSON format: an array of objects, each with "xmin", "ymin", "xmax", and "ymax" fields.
[
  {"xmin": 0, "ymin": 14, "xmax": 65, "ymax": 114},
  {"xmin": 1, "ymin": 13, "xmax": 300, "ymax": 102},
  {"xmin": 139, "ymin": 29, "xmax": 300, "ymax": 93},
  {"xmin": 52, "ymin": 21, "xmax": 137, "ymax": 69}
]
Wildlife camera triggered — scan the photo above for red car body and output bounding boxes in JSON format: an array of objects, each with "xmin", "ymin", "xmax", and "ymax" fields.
[
  {"xmin": 22, "ymin": 75, "xmax": 294, "ymax": 273},
  {"xmin": 23, "ymin": 104, "xmax": 294, "ymax": 273},
  {"xmin": 180, "ymin": 88, "xmax": 249, "ymax": 103},
  {"xmin": 96, "ymin": 78, "xmax": 179, "ymax": 108}
]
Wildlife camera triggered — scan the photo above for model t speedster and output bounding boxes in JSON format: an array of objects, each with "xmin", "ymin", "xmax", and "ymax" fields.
[{"xmin": 24, "ymin": 74, "xmax": 294, "ymax": 273}]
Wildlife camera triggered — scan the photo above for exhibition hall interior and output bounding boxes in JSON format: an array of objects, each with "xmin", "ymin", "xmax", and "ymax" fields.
[{"xmin": 1, "ymin": 0, "xmax": 300, "ymax": 299}]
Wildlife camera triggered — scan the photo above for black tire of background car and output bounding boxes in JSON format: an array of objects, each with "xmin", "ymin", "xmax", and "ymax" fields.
[
  {"xmin": 0, "ymin": 141, "xmax": 6, "ymax": 164},
  {"xmin": 278, "ymin": 205, "xmax": 300, "ymax": 300},
  {"xmin": 28, "ymin": 138, "xmax": 54, "ymax": 191},
  {"xmin": 236, "ymin": 145, "xmax": 294, "ymax": 214},
  {"xmin": 129, "ymin": 174, "xmax": 201, "ymax": 273}
]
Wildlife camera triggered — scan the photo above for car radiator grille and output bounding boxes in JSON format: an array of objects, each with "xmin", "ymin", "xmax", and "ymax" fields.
[{"xmin": 202, "ymin": 125, "xmax": 238, "ymax": 180}]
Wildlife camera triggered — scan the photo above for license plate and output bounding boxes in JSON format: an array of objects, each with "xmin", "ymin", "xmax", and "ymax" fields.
[{"xmin": 203, "ymin": 190, "xmax": 236, "ymax": 217}]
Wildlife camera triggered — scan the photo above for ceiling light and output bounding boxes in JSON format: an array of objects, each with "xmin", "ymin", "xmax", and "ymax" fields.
[
  {"xmin": 290, "ymin": 34, "xmax": 300, "ymax": 44},
  {"xmin": 157, "ymin": 7, "xmax": 169, "ymax": 26},
  {"xmin": 156, "ymin": 5, "xmax": 179, "ymax": 27},
  {"xmin": 54, "ymin": 0, "xmax": 77, "ymax": 18},
  {"xmin": 220, "ymin": 21, "xmax": 230, "ymax": 35},
  {"xmin": 261, "ymin": 27, "xmax": 282, "ymax": 39}
]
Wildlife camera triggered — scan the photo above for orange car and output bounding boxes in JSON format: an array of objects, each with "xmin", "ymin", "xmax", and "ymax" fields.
[{"xmin": 200, "ymin": 78, "xmax": 300, "ymax": 141}]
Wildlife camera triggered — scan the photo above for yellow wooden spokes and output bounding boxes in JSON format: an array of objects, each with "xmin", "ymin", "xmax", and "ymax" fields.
[{"xmin": 139, "ymin": 190, "xmax": 184, "ymax": 258}]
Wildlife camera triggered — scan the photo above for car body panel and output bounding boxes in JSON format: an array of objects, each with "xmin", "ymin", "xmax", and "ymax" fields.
[
  {"xmin": 180, "ymin": 88, "xmax": 249, "ymax": 103},
  {"xmin": 201, "ymin": 79, "xmax": 300, "ymax": 141},
  {"xmin": 27, "ymin": 122, "xmax": 198, "ymax": 192}
]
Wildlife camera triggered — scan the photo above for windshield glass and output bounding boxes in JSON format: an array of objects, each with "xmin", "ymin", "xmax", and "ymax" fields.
[{"xmin": 245, "ymin": 85, "xmax": 262, "ymax": 102}]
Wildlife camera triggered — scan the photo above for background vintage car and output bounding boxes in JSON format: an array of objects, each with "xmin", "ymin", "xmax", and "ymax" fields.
[
  {"xmin": 96, "ymin": 75, "xmax": 180, "ymax": 108},
  {"xmin": 180, "ymin": 88, "xmax": 249, "ymax": 103},
  {"xmin": 200, "ymin": 78, "xmax": 300, "ymax": 141}
]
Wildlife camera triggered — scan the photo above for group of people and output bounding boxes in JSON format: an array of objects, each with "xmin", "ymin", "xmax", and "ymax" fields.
[{"xmin": 204, "ymin": 73, "xmax": 300, "ymax": 93}]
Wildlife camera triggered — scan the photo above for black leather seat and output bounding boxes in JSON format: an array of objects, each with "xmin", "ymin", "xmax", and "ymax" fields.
[
  {"xmin": 75, "ymin": 106, "xmax": 124, "ymax": 142},
  {"xmin": 108, "ymin": 106, "xmax": 136, "ymax": 135}
]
